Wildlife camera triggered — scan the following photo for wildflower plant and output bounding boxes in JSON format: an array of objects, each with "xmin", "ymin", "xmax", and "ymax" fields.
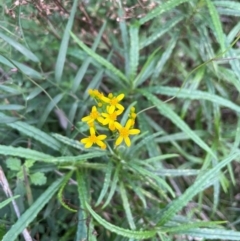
[{"xmin": 80, "ymin": 89, "xmax": 140, "ymax": 149}]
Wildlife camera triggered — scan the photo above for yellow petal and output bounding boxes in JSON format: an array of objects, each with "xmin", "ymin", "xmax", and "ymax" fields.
[
  {"xmin": 85, "ymin": 142, "xmax": 93, "ymax": 148},
  {"xmin": 109, "ymin": 105, "xmax": 115, "ymax": 113},
  {"xmin": 82, "ymin": 116, "xmax": 90, "ymax": 122},
  {"xmin": 101, "ymin": 96, "xmax": 110, "ymax": 103},
  {"xmin": 116, "ymin": 103, "xmax": 124, "ymax": 110},
  {"xmin": 115, "ymin": 136, "xmax": 123, "ymax": 146},
  {"xmin": 97, "ymin": 135, "xmax": 107, "ymax": 141},
  {"xmin": 96, "ymin": 140, "xmax": 105, "ymax": 147},
  {"xmin": 80, "ymin": 138, "xmax": 89, "ymax": 144},
  {"xmin": 117, "ymin": 93, "xmax": 124, "ymax": 101},
  {"xmin": 124, "ymin": 137, "xmax": 131, "ymax": 147},
  {"xmin": 126, "ymin": 119, "xmax": 132, "ymax": 129},
  {"xmin": 115, "ymin": 122, "xmax": 122, "ymax": 130},
  {"xmin": 129, "ymin": 129, "xmax": 140, "ymax": 135},
  {"xmin": 90, "ymin": 127, "xmax": 95, "ymax": 135}
]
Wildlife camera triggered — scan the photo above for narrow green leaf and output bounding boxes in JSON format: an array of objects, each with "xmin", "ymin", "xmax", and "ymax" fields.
[
  {"xmin": 85, "ymin": 202, "xmax": 156, "ymax": 239},
  {"xmin": 120, "ymin": 182, "xmax": 136, "ymax": 230},
  {"xmin": 0, "ymin": 105, "xmax": 24, "ymax": 110},
  {"xmin": 0, "ymin": 31, "xmax": 39, "ymax": 62},
  {"xmin": 55, "ymin": 0, "xmax": 78, "ymax": 82},
  {"xmin": 141, "ymin": 91, "xmax": 216, "ymax": 158},
  {"xmin": 70, "ymin": 32, "xmax": 128, "ymax": 83},
  {"xmin": 118, "ymin": 2, "xmax": 129, "ymax": 75},
  {"xmin": 52, "ymin": 133, "xmax": 85, "ymax": 151},
  {"xmin": 205, "ymin": 0, "xmax": 225, "ymax": 52},
  {"xmin": 133, "ymin": 47, "xmax": 161, "ymax": 88},
  {"xmin": 0, "ymin": 85, "xmax": 22, "ymax": 94},
  {"xmin": 0, "ymin": 145, "xmax": 53, "ymax": 161},
  {"xmin": 147, "ymin": 86, "xmax": 240, "ymax": 113},
  {"xmin": 213, "ymin": 1, "xmax": 240, "ymax": 12},
  {"xmin": 51, "ymin": 152, "xmax": 106, "ymax": 163},
  {"xmin": 140, "ymin": 16, "xmax": 183, "ymax": 49},
  {"xmin": 153, "ymin": 33, "xmax": 179, "ymax": 78},
  {"xmin": 2, "ymin": 177, "xmax": 64, "ymax": 241},
  {"xmin": 102, "ymin": 164, "xmax": 120, "ymax": 209},
  {"xmin": 72, "ymin": 21, "xmax": 107, "ymax": 93},
  {"xmin": 157, "ymin": 152, "xmax": 239, "ymax": 225},
  {"xmin": 0, "ymin": 196, "xmax": 20, "ymax": 209},
  {"xmin": 129, "ymin": 163, "xmax": 175, "ymax": 197},
  {"xmin": 7, "ymin": 120, "xmax": 61, "ymax": 151},
  {"xmin": 139, "ymin": 0, "xmax": 189, "ymax": 25},
  {"xmin": 0, "ymin": 55, "xmax": 42, "ymax": 79},
  {"xmin": 177, "ymin": 227, "xmax": 240, "ymax": 240},
  {"xmin": 160, "ymin": 221, "xmax": 221, "ymax": 233},
  {"xmin": 95, "ymin": 161, "xmax": 113, "ymax": 206},
  {"xmin": 38, "ymin": 93, "xmax": 64, "ymax": 128},
  {"xmin": 129, "ymin": 25, "xmax": 139, "ymax": 81}
]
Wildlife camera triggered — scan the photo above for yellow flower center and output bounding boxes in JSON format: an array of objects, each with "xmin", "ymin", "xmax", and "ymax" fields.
[
  {"xmin": 110, "ymin": 98, "xmax": 118, "ymax": 106},
  {"xmin": 89, "ymin": 135, "xmax": 97, "ymax": 143},
  {"xmin": 90, "ymin": 111, "xmax": 99, "ymax": 119},
  {"xmin": 120, "ymin": 127, "xmax": 129, "ymax": 138},
  {"xmin": 109, "ymin": 112, "xmax": 117, "ymax": 120}
]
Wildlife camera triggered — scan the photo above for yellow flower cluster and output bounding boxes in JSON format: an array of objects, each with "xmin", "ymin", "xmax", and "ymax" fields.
[{"xmin": 80, "ymin": 89, "xmax": 140, "ymax": 149}]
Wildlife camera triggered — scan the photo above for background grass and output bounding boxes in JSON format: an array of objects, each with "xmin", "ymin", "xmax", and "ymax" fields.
[{"xmin": 1, "ymin": 0, "xmax": 240, "ymax": 240}]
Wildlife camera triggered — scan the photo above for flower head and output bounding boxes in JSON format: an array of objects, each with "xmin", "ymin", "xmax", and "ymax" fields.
[
  {"xmin": 81, "ymin": 127, "xmax": 107, "ymax": 149},
  {"xmin": 115, "ymin": 119, "xmax": 140, "ymax": 147},
  {"xmin": 102, "ymin": 93, "xmax": 125, "ymax": 113},
  {"xmin": 101, "ymin": 106, "xmax": 123, "ymax": 131},
  {"xmin": 82, "ymin": 106, "xmax": 104, "ymax": 124}
]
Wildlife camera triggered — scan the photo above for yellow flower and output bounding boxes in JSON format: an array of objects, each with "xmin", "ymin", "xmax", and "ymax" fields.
[
  {"xmin": 115, "ymin": 119, "xmax": 140, "ymax": 147},
  {"xmin": 102, "ymin": 93, "xmax": 125, "ymax": 112},
  {"xmin": 101, "ymin": 106, "xmax": 123, "ymax": 131},
  {"xmin": 129, "ymin": 107, "xmax": 137, "ymax": 127},
  {"xmin": 82, "ymin": 106, "xmax": 104, "ymax": 124},
  {"xmin": 81, "ymin": 127, "xmax": 107, "ymax": 149}
]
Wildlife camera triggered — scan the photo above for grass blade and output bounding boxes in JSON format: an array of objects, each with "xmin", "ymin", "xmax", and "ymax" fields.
[
  {"xmin": 71, "ymin": 21, "xmax": 107, "ymax": 93},
  {"xmin": 0, "ymin": 31, "xmax": 39, "ymax": 62},
  {"xmin": 129, "ymin": 25, "xmax": 139, "ymax": 81},
  {"xmin": 205, "ymin": 0, "xmax": 225, "ymax": 52},
  {"xmin": 85, "ymin": 202, "xmax": 156, "ymax": 239},
  {"xmin": 141, "ymin": 90, "xmax": 216, "ymax": 158},
  {"xmin": 55, "ymin": 0, "xmax": 78, "ymax": 82},
  {"xmin": 139, "ymin": 0, "xmax": 189, "ymax": 25},
  {"xmin": 70, "ymin": 32, "xmax": 128, "ymax": 84}
]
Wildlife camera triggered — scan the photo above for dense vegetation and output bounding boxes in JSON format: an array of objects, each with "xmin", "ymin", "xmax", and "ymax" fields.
[{"xmin": 1, "ymin": 0, "xmax": 240, "ymax": 240}]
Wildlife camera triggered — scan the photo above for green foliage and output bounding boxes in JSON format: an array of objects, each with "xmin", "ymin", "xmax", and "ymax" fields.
[{"xmin": 1, "ymin": 0, "xmax": 240, "ymax": 240}]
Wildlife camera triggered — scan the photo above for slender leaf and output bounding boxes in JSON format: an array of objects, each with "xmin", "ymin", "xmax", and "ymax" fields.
[
  {"xmin": 70, "ymin": 32, "xmax": 128, "ymax": 83},
  {"xmin": 177, "ymin": 227, "xmax": 240, "ymax": 240},
  {"xmin": 0, "ymin": 31, "xmax": 39, "ymax": 62},
  {"xmin": 147, "ymin": 86, "xmax": 240, "ymax": 113},
  {"xmin": 85, "ymin": 202, "xmax": 156, "ymax": 239},
  {"xmin": 55, "ymin": 0, "xmax": 78, "ymax": 82},
  {"xmin": 139, "ymin": 0, "xmax": 189, "ymax": 25},
  {"xmin": 141, "ymin": 90, "xmax": 216, "ymax": 158},
  {"xmin": 38, "ymin": 93, "xmax": 64, "ymax": 128},
  {"xmin": 71, "ymin": 21, "xmax": 107, "ymax": 93},
  {"xmin": 129, "ymin": 25, "xmax": 139, "ymax": 81},
  {"xmin": 120, "ymin": 182, "xmax": 136, "ymax": 230},
  {"xmin": 0, "ymin": 196, "xmax": 20, "ymax": 209},
  {"xmin": 206, "ymin": 0, "xmax": 225, "ymax": 52}
]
